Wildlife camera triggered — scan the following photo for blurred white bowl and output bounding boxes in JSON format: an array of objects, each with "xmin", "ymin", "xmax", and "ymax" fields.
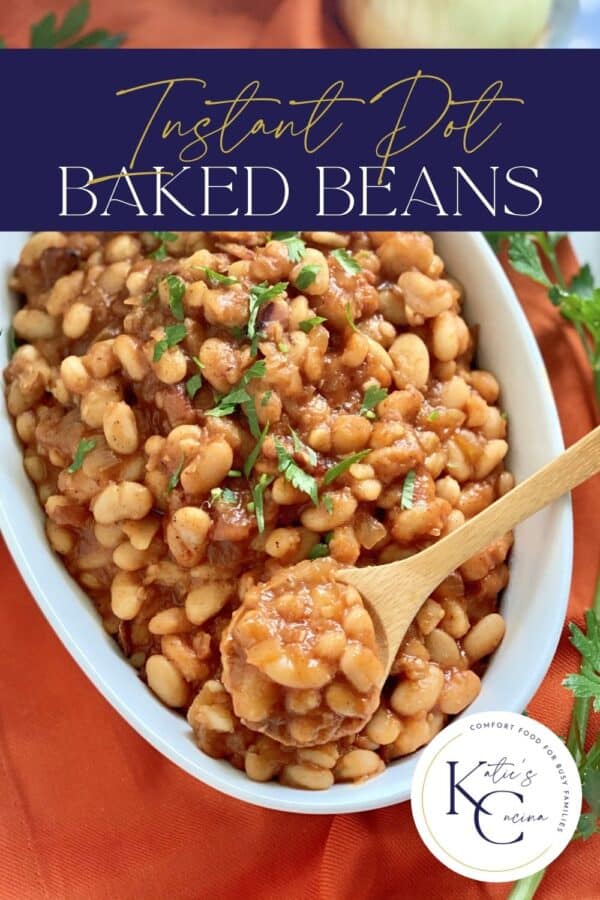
[{"xmin": 0, "ymin": 231, "xmax": 572, "ymax": 814}]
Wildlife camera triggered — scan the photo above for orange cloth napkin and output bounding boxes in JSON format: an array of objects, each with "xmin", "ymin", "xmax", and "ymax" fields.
[{"xmin": 1, "ymin": 2, "xmax": 600, "ymax": 898}]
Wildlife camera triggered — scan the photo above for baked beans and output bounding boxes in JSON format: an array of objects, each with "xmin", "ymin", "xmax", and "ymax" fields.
[{"xmin": 4, "ymin": 230, "xmax": 512, "ymax": 790}]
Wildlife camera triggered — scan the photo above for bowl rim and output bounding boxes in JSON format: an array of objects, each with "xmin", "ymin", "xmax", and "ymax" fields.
[{"xmin": 0, "ymin": 230, "xmax": 573, "ymax": 815}]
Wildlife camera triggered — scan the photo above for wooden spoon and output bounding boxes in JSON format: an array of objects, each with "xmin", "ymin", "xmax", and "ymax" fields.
[{"xmin": 338, "ymin": 425, "xmax": 600, "ymax": 678}]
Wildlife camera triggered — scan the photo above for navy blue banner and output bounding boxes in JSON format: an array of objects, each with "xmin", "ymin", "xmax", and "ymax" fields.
[{"xmin": 1, "ymin": 49, "xmax": 598, "ymax": 229}]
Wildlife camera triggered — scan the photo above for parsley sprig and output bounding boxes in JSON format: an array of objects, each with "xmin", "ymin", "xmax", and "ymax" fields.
[
  {"xmin": 270, "ymin": 232, "xmax": 306, "ymax": 263},
  {"xmin": 359, "ymin": 385, "xmax": 388, "ymax": 420},
  {"xmin": 323, "ymin": 449, "xmax": 370, "ymax": 485},
  {"xmin": 332, "ymin": 248, "xmax": 362, "ymax": 275},
  {"xmin": 487, "ymin": 233, "xmax": 600, "ymax": 900},
  {"xmin": 205, "ymin": 360, "xmax": 266, "ymax": 438},
  {"xmin": 275, "ymin": 440, "xmax": 319, "ymax": 505},
  {"xmin": 68, "ymin": 437, "xmax": 96, "ymax": 473},
  {"xmin": 0, "ymin": 1, "xmax": 126, "ymax": 49},
  {"xmin": 299, "ymin": 316, "xmax": 327, "ymax": 333},
  {"xmin": 247, "ymin": 281, "xmax": 288, "ymax": 356},
  {"xmin": 149, "ymin": 231, "xmax": 177, "ymax": 261},
  {"xmin": 486, "ymin": 232, "xmax": 600, "ymax": 405},
  {"xmin": 200, "ymin": 267, "xmax": 238, "ymax": 288},
  {"xmin": 153, "ymin": 323, "xmax": 187, "ymax": 362}
]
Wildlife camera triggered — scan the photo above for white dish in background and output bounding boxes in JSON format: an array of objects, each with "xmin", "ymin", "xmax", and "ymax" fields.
[{"xmin": 0, "ymin": 231, "xmax": 572, "ymax": 814}]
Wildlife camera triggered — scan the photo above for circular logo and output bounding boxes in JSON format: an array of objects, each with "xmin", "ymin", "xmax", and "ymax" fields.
[{"xmin": 410, "ymin": 711, "xmax": 581, "ymax": 882}]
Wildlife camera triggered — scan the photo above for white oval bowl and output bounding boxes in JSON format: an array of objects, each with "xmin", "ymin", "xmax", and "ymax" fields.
[{"xmin": 0, "ymin": 231, "xmax": 572, "ymax": 814}]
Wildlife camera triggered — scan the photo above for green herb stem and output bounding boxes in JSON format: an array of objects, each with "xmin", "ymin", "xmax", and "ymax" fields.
[{"xmin": 506, "ymin": 868, "xmax": 547, "ymax": 900}]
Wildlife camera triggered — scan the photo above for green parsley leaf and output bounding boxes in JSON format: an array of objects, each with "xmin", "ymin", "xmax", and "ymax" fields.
[
  {"xmin": 290, "ymin": 428, "xmax": 317, "ymax": 467},
  {"xmin": 483, "ymin": 232, "xmax": 514, "ymax": 253},
  {"xmin": 332, "ymin": 248, "xmax": 362, "ymax": 275},
  {"xmin": 298, "ymin": 316, "xmax": 327, "ymax": 333},
  {"xmin": 295, "ymin": 264, "xmax": 321, "ymax": 291},
  {"xmin": 200, "ymin": 267, "xmax": 238, "ymax": 287},
  {"xmin": 244, "ymin": 422, "xmax": 270, "ymax": 478},
  {"xmin": 167, "ymin": 458, "xmax": 184, "ymax": 494},
  {"xmin": 228, "ymin": 470, "xmax": 242, "ymax": 478},
  {"xmin": 359, "ymin": 385, "xmax": 388, "ymax": 419},
  {"xmin": 270, "ymin": 232, "xmax": 306, "ymax": 263},
  {"xmin": 308, "ymin": 542, "xmax": 330, "ymax": 560},
  {"xmin": 576, "ymin": 812, "xmax": 598, "ymax": 840},
  {"xmin": 323, "ymin": 449, "xmax": 370, "ymax": 485},
  {"xmin": 149, "ymin": 231, "xmax": 177, "ymax": 261},
  {"xmin": 344, "ymin": 302, "xmax": 359, "ymax": 333},
  {"xmin": 427, "ymin": 409, "xmax": 441, "ymax": 422},
  {"xmin": 205, "ymin": 360, "xmax": 266, "ymax": 421},
  {"xmin": 322, "ymin": 495, "xmax": 334, "ymax": 515},
  {"xmin": 7, "ymin": 325, "xmax": 19, "ymax": 356},
  {"xmin": 28, "ymin": 1, "xmax": 126, "ymax": 49},
  {"xmin": 569, "ymin": 264, "xmax": 594, "ymax": 299},
  {"xmin": 252, "ymin": 473, "xmax": 274, "ymax": 533},
  {"xmin": 68, "ymin": 437, "xmax": 96, "ymax": 473},
  {"xmin": 153, "ymin": 323, "xmax": 187, "ymax": 362},
  {"xmin": 401, "ymin": 470, "xmax": 417, "ymax": 509},
  {"xmin": 210, "ymin": 486, "xmax": 237, "ymax": 504},
  {"xmin": 563, "ymin": 611, "xmax": 600, "ymax": 712},
  {"xmin": 507, "ymin": 234, "xmax": 551, "ymax": 287},
  {"xmin": 275, "ymin": 440, "xmax": 319, "ymax": 505},
  {"xmin": 186, "ymin": 373, "xmax": 202, "ymax": 399},
  {"xmin": 260, "ymin": 390, "xmax": 273, "ymax": 407},
  {"xmin": 277, "ymin": 342, "xmax": 289, "ymax": 354},
  {"xmin": 206, "ymin": 387, "xmax": 252, "ymax": 418},
  {"xmin": 163, "ymin": 274, "xmax": 185, "ymax": 321},
  {"xmin": 247, "ymin": 281, "xmax": 288, "ymax": 355}
]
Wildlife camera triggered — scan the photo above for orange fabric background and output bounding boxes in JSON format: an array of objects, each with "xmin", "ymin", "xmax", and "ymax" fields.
[{"xmin": 1, "ymin": 2, "xmax": 600, "ymax": 898}]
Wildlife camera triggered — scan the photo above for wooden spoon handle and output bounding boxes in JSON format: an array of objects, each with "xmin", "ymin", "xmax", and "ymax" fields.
[{"xmin": 407, "ymin": 425, "xmax": 600, "ymax": 598}]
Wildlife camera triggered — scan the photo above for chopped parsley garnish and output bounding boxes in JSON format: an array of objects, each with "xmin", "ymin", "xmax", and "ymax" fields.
[
  {"xmin": 308, "ymin": 531, "xmax": 333, "ymax": 560},
  {"xmin": 332, "ymin": 248, "xmax": 362, "ymax": 275},
  {"xmin": 200, "ymin": 267, "xmax": 238, "ymax": 288},
  {"xmin": 322, "ymin": 495, "xmax": 334, "ymax": 515},
  {"xmin": 401, "ymin": 470, "xmax": 417, "ymax": 509},
  {"xmin": 244, "ymin": 422, "xmax": 270, "ymax": 478},
  {"xmin": 68, "ymin": 437, "xmax": 96, "ymax": 473},
  {"xmin": 295, "ymin": 264, "xmax": 320, "ymax": 291},
  {"xmin": 275, "ymin": 440, "xmax": 319, "ymax": 505},
  {"xmin": 309, "ymin": 542, "xmax": 330, "ymax": 560},
  {"xmin": 186, "ymin": 373, "xmax": 202, "ymax": 399},
  {"xmin": 164, "ymin": 274, "xmax": 186, "ymax": 321},
  {"xmin": 228, "ymin": 469, "xmax": 242, "ymax": 478},
  {"xmin": 153, "ymin": 323, "xmax": 187, "ymax": 362},
  {"xmin": 291, "ymin": 428, "xmax": 317, "ymax": 467},
  {"xmin": 260, "ymin": 390, "xmax": 273, "ymax": 407},
  {"xmin": 277, "ymin": 342, "xmax": 289, "ymax": 354},
  {"xmin": 149, "ymin": 231, "xmax": 177, "ymax": 260},
  {"xmin": 270, "ymin": 232, "xmax": 305, "ymax": 263},
  {"xmin": 359, "ymin": 385, "xmax": 388, "ymax": 420},
  {"xmin": 323, "ymin": 449, "xmax": 370, "ymax": 485},
  {"xmin": 427, "ymin": 409, "xmax": 441, "ymax": 422},
  {"xmin": 7, "ymin": 325, "xmax": 19, "ymax": 357},
  {"xmin": 299, "ymin": 316, "xmax": 327, "ymax": 333},
  {"xmin": 210, "ymin": 486, "xmax": 237, "ymax": 504},
  {"xmin": 247, "ymin": 281, "xmax": 288, "ymax": 355},
  {"xmin": 185, "ymin": 355, "xmax": 204, "ymax": 399},
  {"xmin": 252, "ymin": 473, "xmax": 274, "ymax": 533},
  {"xmin": 344, "ymin": 302, "xmax": 359, "ymax": 333},
  {"xmin": 205, "ymin": 360, "xmax": 266, "ymax": 438},
  {"xmin": 167, "ymin": 458, "xmax": 184, "ymax": 494}
]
